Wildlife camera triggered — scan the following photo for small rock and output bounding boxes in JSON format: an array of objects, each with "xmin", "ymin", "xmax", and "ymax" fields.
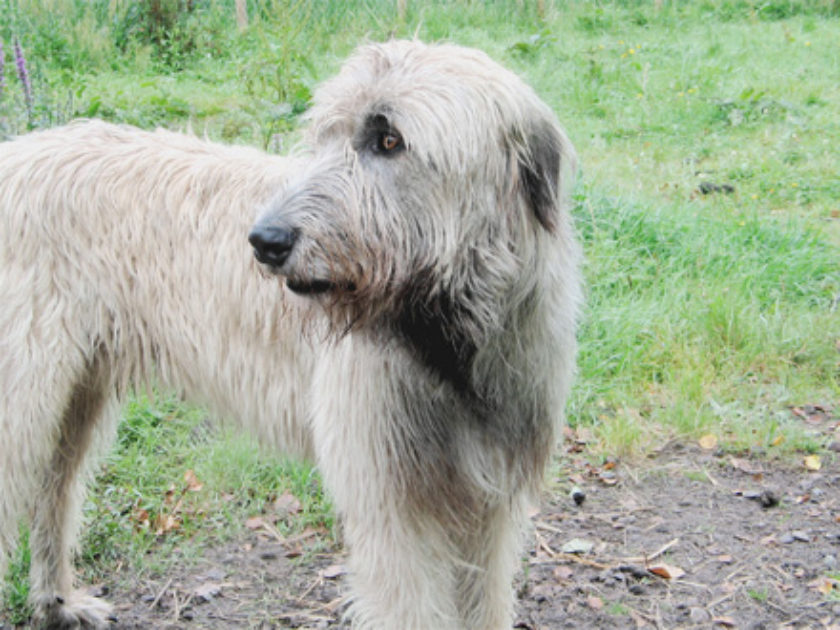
[
  {"xmin": 570, "ymin": 486, "xmax": 586, "ymax": 506},
  {"xmin": 689, "ymin": 607, "xmax": 711, "ymax": 623},
  {"xmin": 823, "ymin": 555, "xmax": 837, "ymax": 569},
  {"xmin": 193, "ymin": 581, "xmax": 222, "ymax": 602},
  {"xmin": 828, "ymin": 441, "xmax": 840, "ymax": 452},
  {"xmin": 811, "ymin": 487, "xmax": 825, "ymax": 499},
  {"xmin": 792, "ymin": 530, "xmax": 810, "ymax": 542},
  {"xmin": 779, "ymin": 533, "xmax": 796, "ymax": 544},
  {"xmin": 628, "ymin": 584, "xmax": 645, "ymax": 595},
  {"xmin": 759, "ymin": 490, "xmax": 780, "ymax": 508}
]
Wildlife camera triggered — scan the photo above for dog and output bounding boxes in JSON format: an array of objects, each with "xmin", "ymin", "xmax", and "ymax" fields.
[{"xmin": 0, "ymin": 40, "xmax": 581, "ymax": 629}]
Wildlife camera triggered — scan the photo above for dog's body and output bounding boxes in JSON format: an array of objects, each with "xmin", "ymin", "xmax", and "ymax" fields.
[{"xmin": 0, "ymin": 41, "xmax": 581, "ymax": 629}]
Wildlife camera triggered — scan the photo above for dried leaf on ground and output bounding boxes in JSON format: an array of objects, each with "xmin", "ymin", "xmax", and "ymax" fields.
[
  {"xmin": 184, "ymin": 469, "xmax": 204, "ymax": 492},
  {"xmin": 133, "ymin": 508, "xmax": 150, "ymax": 530},
  {"xmin": 648, "ymin": 563, "xmax": 685, "ymax": 580},
  {"xmin": 814, "ymin": 579, "xmax": 835, "ymax": 595},
  {"xmin": 561, "ymin": 538, "xmax": 595, "ymax": 554},
  {"xmin": 804, "ymin": 454, "xmax": 821, "ymax": 471},
  {"xmin": 321, "ymin": 564, "xmax": 346, "ymax": 579},
  {"xmin": 274, "ymin": 490, "xmax": 303, "ymax": 517},
  {"xmin": 245, "ymin": 516, "xmax": 266, "ymax": 530},
  {"xmin": 154, "ymin": 513, "xmax": 180, "ymax": 535},
  {"xmin": 698, "ymin": 434, "xmax": 718, "ymax": 450}
]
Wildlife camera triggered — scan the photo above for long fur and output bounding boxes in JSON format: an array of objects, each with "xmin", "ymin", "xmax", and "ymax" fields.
[{"xmin": 0, "ymin": 40, "xmax": 581, "ymax": 630}]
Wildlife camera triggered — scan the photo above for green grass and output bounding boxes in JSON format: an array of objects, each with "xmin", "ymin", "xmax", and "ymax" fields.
[{"xmin": 2, "ymin": 0, "xmax": 840, "ymax": 623}]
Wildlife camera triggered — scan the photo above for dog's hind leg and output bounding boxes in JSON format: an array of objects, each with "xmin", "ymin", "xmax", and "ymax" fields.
[{"xmin": 27, "ymin": 353, "xmax": 119, "ymax": 630}]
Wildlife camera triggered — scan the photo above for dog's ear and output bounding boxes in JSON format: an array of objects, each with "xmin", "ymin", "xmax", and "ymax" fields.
[{"xmin": 517, "ymin": 117, "xmax": 575, "ymax": 234}]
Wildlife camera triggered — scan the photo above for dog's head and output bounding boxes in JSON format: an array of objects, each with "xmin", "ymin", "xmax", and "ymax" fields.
[{"xmin": 250, "ymin": 40, "xmax": 576, "ymax": 343}]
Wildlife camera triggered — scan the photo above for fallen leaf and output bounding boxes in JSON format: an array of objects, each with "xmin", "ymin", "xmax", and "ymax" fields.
[
  {"xmin": 713, "ymin": 616, "xmax": 736, "ymax": 627},
  {"xmin": 599, "ymin": 474, "xmax": 618, "ymax": 486},
  {"xmin": 184, "ymin": 469, "xmax": 204, "ymax": 492},
  {"xmin": 154, "ymin": 513, "xmax": 179, "ymax": 535},
  {"xmin": 648, "ymin": 563, "xmax": 685, "ymax": 580},
  {"xmin": 586, "ymin": 595, "xmax": 603, "ymax": 610},
  {"xmin": 698, "ymin": 434, "xmax": 718, "ymax": 450},
  {"xmin": 245, "ymin": 516, "xmax": 266, "ymax": 530},
  {"xmin": 561, "ymin": 538, "xmax": 594, "ymax": 554},
  {"xmin": 133, "ymin": 508, "xmax": 150, "ymax": 529},
  {"xmin": 321, "ymin": 564, "xmax": 346, "ymax": 579},
  {"xmin": 770, "ymin": 434, "xmax": 785, "ymax": 447},
  {"xmin": 715, "ymin": 554, "xmax": 734, "ymax": 564},
  {"xmin": 273, "ymin": 490, "xmax": 302, "ymax": 517},
  {"xmin": 815, "ymin": 579, "xmax": 835, "ymax": 595},
  {"xmin": 804, "ymin": 454, "xmax": 821, "ymax": 471}
]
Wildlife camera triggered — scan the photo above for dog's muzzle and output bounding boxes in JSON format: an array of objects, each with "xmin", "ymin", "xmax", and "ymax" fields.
[{"xmin": 248, "ymin": 224, "xmax": 298, "ymax": 269}]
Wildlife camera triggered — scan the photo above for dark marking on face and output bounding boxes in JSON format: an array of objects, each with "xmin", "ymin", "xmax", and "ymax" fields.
[{"xmin": 354, "ymin": 112, "xmax": 405, "ymax": 157}]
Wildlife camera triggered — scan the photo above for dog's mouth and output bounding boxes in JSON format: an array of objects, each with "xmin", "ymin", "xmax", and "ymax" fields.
[{"xmin": 286, "ymin": 278, "xmax": 354, "ymax": 295}]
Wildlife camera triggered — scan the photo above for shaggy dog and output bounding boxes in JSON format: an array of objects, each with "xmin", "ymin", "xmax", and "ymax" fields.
[{"xmin": 0, "ymin": 40, "xmax": 581, "ymax": 629}]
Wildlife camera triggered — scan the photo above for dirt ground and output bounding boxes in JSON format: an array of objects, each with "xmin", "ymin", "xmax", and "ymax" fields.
[{"xmin": 10, "ymin": 441, "xmax": 840, "ymax": 630}]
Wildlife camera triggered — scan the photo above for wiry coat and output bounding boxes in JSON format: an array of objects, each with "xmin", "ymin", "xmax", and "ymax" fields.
[{"xmin": 0, "ymin": 40, "xmax": 581, "ymax": 630}]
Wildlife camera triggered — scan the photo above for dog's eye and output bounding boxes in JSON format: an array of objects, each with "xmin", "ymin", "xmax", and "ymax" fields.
[{"xmin": 376, "ymin": 131, "xmax": 403, "ymax": 154}]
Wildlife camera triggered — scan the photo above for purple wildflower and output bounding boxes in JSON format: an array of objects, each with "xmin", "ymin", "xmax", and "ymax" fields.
[{"xmin": 13, "ymin": 38, "xmax": 33, "ymax": 115}]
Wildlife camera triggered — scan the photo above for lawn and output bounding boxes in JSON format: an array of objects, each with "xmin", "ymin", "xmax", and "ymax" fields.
[{"xmin": 2, "ymin": 0, "xmax": 838, "ymax": 623}]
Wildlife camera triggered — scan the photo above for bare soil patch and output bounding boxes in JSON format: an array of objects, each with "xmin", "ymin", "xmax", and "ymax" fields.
[{"xmin": 12, "ymin": 443, "xmax": 839, "ymax": 630}]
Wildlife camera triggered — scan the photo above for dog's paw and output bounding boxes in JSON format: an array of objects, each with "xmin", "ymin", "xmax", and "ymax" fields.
[{"xmin": 34, "ymin": 591, "xmax": 116, "ymax": 629}]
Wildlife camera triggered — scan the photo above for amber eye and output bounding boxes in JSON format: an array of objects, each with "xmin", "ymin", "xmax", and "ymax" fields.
[{"xmin": 378, "ymin": 131, "xmax": 402, "ymax": 153}]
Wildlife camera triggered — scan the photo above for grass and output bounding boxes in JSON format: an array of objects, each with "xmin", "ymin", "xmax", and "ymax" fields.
[{"xmin": 2, "ymin": 0, "xmax": 839, "ymax": 623}]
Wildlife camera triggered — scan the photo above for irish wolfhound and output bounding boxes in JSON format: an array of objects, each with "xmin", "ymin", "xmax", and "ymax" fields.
[{"xmin": 0, "ymin": 40, "xmax": 580, "ymax": 629}]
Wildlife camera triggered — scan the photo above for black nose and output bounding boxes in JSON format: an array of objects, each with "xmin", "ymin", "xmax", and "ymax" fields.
[{"xmin": 248, "ymin": 224, "xmax": 298, "ymax": 268}]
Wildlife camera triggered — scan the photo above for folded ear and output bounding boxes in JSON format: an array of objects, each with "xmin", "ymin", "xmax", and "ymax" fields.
[{"xmin": 517, "ymin": 117, "xmax": 576, "ymax": 234}]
